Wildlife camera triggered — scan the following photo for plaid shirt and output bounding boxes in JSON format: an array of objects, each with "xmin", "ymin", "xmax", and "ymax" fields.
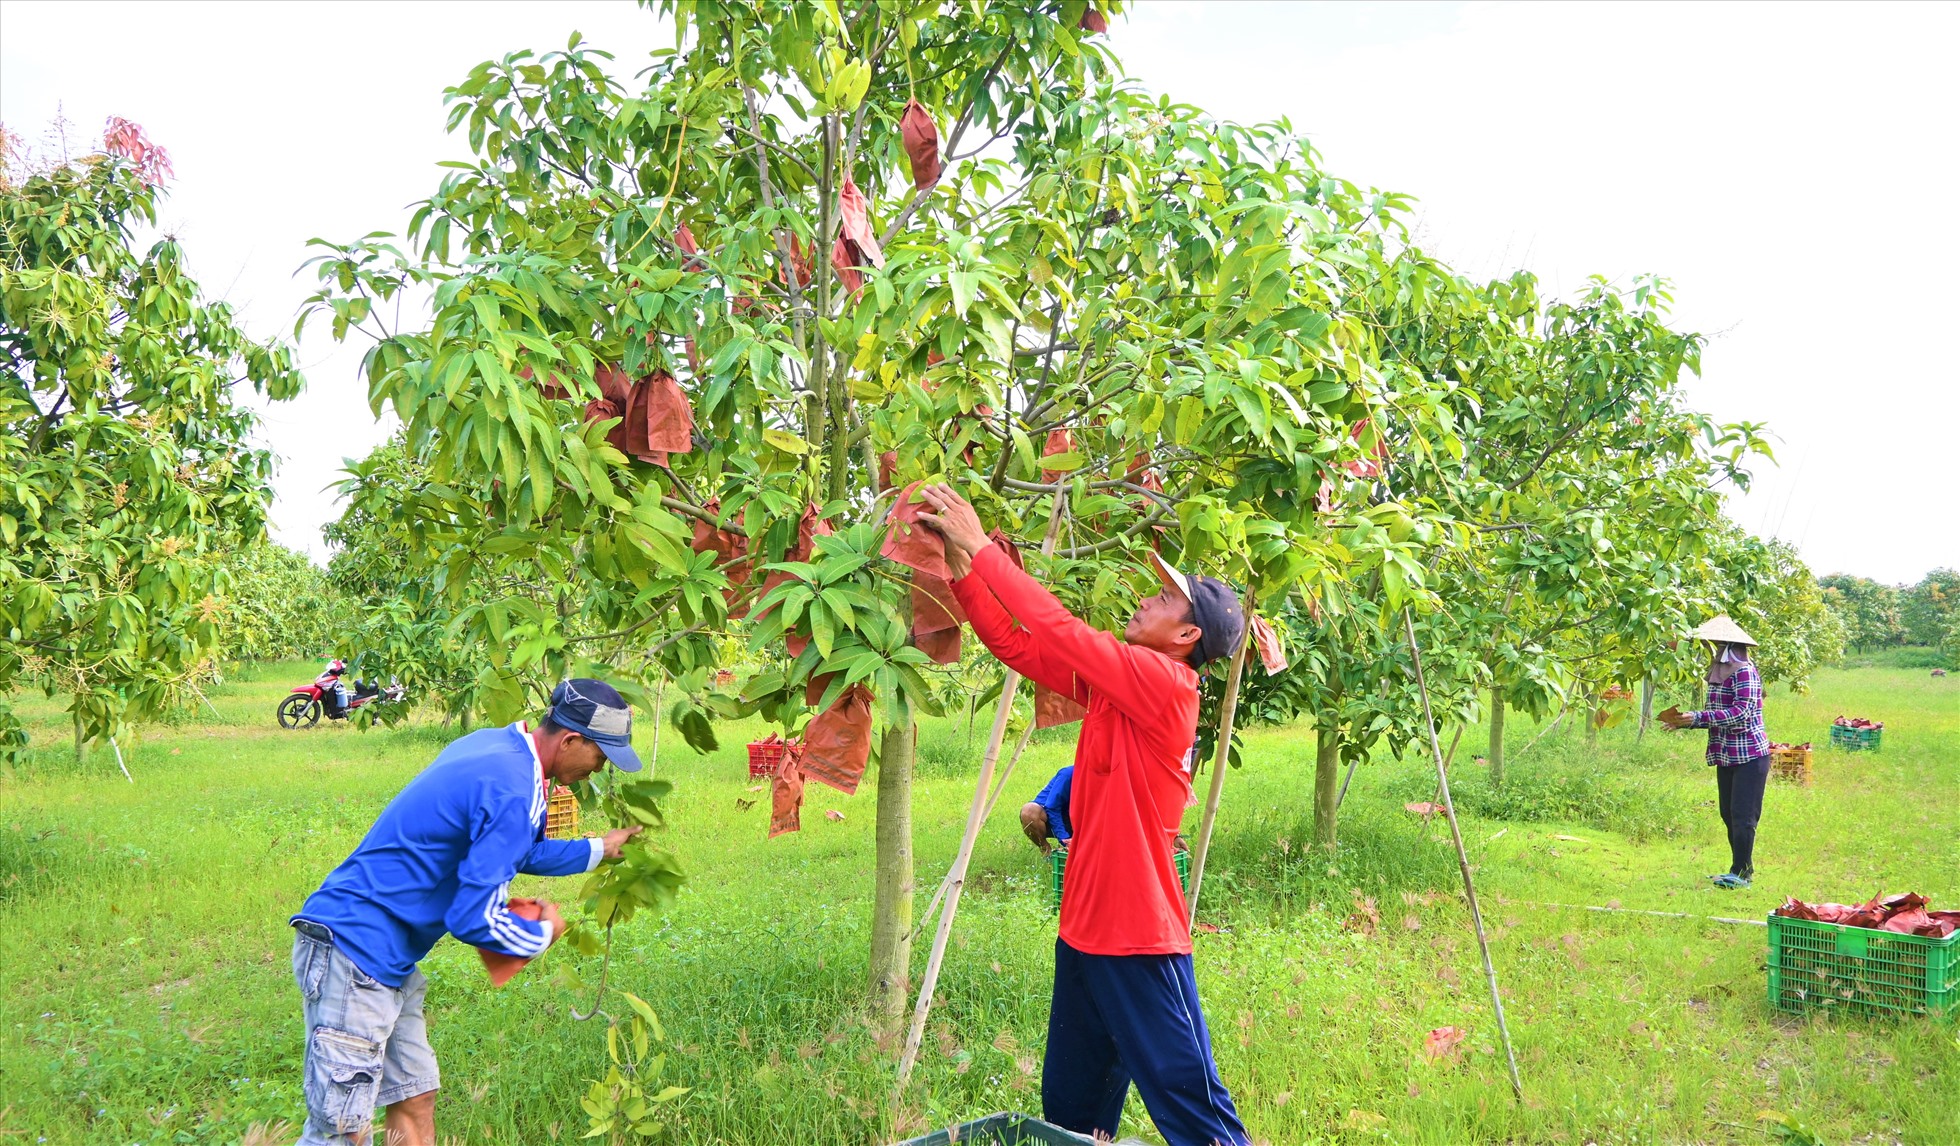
[{"xmin": 1689, "ymin": 660, "xmax": 1769, "ymax": 766}]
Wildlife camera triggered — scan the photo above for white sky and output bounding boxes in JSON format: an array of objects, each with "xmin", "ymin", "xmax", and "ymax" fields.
[{"xmin": 4, "ymin": 1, "xmax": 1954, "ymax": 585}]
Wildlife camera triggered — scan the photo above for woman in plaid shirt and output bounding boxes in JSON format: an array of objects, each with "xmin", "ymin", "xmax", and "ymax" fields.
[{"xmin": 1659, "ymin": 616, "xmax": 1770, "ymax": 889}]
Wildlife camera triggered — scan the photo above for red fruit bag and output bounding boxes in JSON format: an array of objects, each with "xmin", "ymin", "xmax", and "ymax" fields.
[
  {"xmin": 638, "ymin": 370, "xmax": 694, "ymax": 456},
  {"xmin": 878, "ymin": 450, "xmax": 899, "ymax": 492},
  {"xmin": 880, "ymin": 482, "xmax": 953, "ymax": 581},
  {"xmin": 830, "ymin": 236, "xmax": 864, "ymax": 295},
  {"xmin": 770, "ymin": 751, "xmax": 805, "ymax": 838},
  {"xmin": 755, "ymin": 504, "xmax": 833, "ymax": 626},
  {"xmin": 595, "ymin": 363, "xmax": 632, "ymax": 405},
  {"xmin": 1879, "ymin": 906, "xmax": 1936, "ymax": 935},
  {"xmin": 518, "ymin": 363, "xmax": 570, "ymax": 401},
  {"xmin": 477, "ymin": 898, "xmax": 545, "ymax": 987},
  {"xmin": 584, "ymin": 397, "xmax": 624, "ymax": 445},
  {"xmin": 1079, "ymin": 7, "xmax": 1108, "ymax": 33},
  {"xmin": 988, "ymin": 529, "xmax": 1024, "ymax": 567},
  {"xmin": 1248, "ymin": 614, "xmax": 1287, "ymax": 675},
  {"xmin": 1342, "ymin": 418, "xmax": 1388, "ymax": 479},
  {"xmin": 781, "ymin": 234, "xmax": 815, "ymax": 289},
  {"xmin": 800, "ymin": 683, "xmax": 874, "ymax": 795},
  {"xmin": 900, "ymin": 99, "xmax": 942, "ymax": 190},
  {"xmin": 1035, "ymin": 681, "xmax": 1087, "ymax": 728},
  {"xmin": 690, "ymin": 498, "xmax": 751, "ymax": 607},
  {"xmin": 1041, "ymin": 429, "xmax": 1075, "ymax": 482},
  {"xmin": 912, "ymin": 570, "xmax": 967, "ymax": 632},
  {"xmin": 915, "ymin": 628, "xmax": 961, "ymax": 665},
  {"xmin": 837, "ymin": 179, "xmax": 885, "ymax": 268},
  {"xmin": 911, "ymin": 570, "xmax": 967, "ymax": 665}
]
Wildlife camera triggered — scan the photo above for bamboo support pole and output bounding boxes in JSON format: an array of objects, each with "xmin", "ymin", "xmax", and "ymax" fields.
[
  {"xmin": 1403, "ymin": 610, "xmax": 1522, "ymax": 1103},
  {"xmin": 110, "ymin": 736, "xmax": 133, "ymax": 784},
  {"xmin": 896, "ymin": 489, "xmax": 1067, "ymax": 1087},
  {"xmin": 905, "ymin": 720, "xmax": 1037, "ymax": 949},
  {"xmin": 1335, "ymin": 753, "xmax": 1362, "ymax": 810},
  {"xmin": 978, "ymin": 718, "xmax": 1039, "ymax": 824},
  {"xmin": 1184, "ymin": 595, "xmax": 1252, "ymax": 924}
]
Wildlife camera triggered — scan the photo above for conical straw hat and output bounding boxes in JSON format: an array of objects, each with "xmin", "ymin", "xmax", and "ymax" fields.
[{"xmin": 1688, "ymin": 615, "xmax": 1756, "ymax": 646}]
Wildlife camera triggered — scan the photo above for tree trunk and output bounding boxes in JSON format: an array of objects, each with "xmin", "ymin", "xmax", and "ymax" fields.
[
  {"xmin": 1313, "ymin": 722, "xmax": 1341, "ymax": 851},
  {"xmin": 1637, "ymin": 676, "xmax": 1654, "ymax": 741},
  {"xmin": 1585, "ymin": 691, "xmax": 1599, "ymax": 749},
  {"xmin": 1488, "ymin": 686, "xmax": 1506, "ymax": 787},
  {"xmin": 868, "ymin": 709, "xmax": 915, "ymax": 1027},
  {"xmin": 74, "ymin": 715, "xmax": 84, "ymax": 767}
]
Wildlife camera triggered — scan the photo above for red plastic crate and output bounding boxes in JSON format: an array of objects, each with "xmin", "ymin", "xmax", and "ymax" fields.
[{"xmin": 747, "ymin": 735, "xmax": 796, "ymax": 778}]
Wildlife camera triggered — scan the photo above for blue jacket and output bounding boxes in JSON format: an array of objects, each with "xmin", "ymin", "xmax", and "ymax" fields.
[
  {"xmin": 294, "ymin": 723, "xmax": 600, "ymax": 986},
  {"xmin": 1034, "ymin": 765, "xmax": 1074, "ymax": 842}
]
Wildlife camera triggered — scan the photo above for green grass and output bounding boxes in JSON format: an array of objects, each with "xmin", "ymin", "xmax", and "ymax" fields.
[{"xmin": 1, "ymin": 662, "xmax": 1955, "ymax": 1144}]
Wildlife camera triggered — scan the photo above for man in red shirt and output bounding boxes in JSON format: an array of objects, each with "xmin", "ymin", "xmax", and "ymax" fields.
[{"xmin": 917, "ymin": 484, "xmax": 1251, "ymax": 1146}]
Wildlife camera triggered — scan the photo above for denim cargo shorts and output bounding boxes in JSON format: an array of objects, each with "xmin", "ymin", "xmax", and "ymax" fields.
[{"xmin": 292, "ymin": 922, "xmax": 440, "ymax": 1144}]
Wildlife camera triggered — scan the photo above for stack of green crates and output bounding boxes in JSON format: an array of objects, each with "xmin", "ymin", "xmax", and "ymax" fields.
[
  {"xmin": 1049, "ymin": 845, "xmax": 1190, "ymax": 912},
  {"xmin": 1829, "ymin": 723, "xmax": 1882, "ymax": 752},
  {"xmin": 1767, "ymin": 914, "xmax": 1958, "ymax": 1018}
]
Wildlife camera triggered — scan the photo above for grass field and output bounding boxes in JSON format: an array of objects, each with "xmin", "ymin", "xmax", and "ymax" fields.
[{"xmin": 1, "ymin": 661, "xmax": 1955, "ymax": 1145}]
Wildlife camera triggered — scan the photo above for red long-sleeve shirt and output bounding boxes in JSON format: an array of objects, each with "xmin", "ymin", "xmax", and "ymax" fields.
[{"xmin": 950, "ymin": 543, "xmax": 1199, "ymax": 955}]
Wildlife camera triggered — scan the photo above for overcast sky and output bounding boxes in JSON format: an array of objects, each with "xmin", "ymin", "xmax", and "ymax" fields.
[{"xmin": 4, "ymin": 1, "xmax": 1953, "ymax": 585}]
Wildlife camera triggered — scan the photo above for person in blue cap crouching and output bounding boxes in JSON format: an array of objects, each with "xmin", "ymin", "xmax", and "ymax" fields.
[{"xmin": 289, "ymin": 679, "xmax": 646, "ymax": 1145}]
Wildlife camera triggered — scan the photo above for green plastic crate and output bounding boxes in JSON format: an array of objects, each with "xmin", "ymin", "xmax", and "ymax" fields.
[
  {"xmin": 1829, "ymin": 724, "xmax": 1882, "ymax": 751},
  {"xmin": 1767, "ymin": 914, "xmax": 1958, "ymax": 1019},
  {"xmin": 1048, "ymin": 845, "xmax": 1189, "ymax": 912},
  {"xmin": 889, "ymin": 1112, "xmax": 1093, "ymax": 1146}
]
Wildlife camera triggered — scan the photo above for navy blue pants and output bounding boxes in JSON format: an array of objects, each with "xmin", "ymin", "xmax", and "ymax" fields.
[{"xmin": 1042, "ymin": 938, "xmax": 1249, "ymax": 1146}]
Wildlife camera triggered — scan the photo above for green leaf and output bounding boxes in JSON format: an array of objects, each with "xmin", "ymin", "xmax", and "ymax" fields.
[
  {"xmin": 1175, "ymin": 395, "xmax": 1205, "ymax": 445},
  {"xmin": 761, "ymin": 429, "xmax": 810, "ymax": 454},
  {"xmin": 949, "ymin": 271, "xmax": 978, "ymax": 318},
  {"xmin": 617, "ymin": 991, "xmax": 667, "ymax": 1042}
]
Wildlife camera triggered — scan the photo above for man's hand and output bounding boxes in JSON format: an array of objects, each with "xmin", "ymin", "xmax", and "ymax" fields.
[
  {"xmin": 915, "ymin": 483, "xmax": 990, "ymax": 558},
  {"xmin": 1019, "ymin": 802, "xmax": 1051, "ymax": 855},
  {"xmin": 537, "ymin": 900, "xmax": 568, "ymax": 942},
  {"xmin": 1657, "ymin": 705, "xmax": 1692, "ymax": 730},
  {"xmin": 600, "ymin": 825, "xmax": 643, "ymax": 860}
]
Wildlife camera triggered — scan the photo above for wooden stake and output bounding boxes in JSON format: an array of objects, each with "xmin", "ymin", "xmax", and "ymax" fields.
[
  {"xmin": 1403, "ymin": 610, "xmax": 1522, "ymax": 1103},
  {"xmin": 1184, "ymin": 595, "xmax": 1252, "ymax": 924},
  {"xmin": 895, "ymin": 489, "xmax": 1067, "ymax": 1088}
]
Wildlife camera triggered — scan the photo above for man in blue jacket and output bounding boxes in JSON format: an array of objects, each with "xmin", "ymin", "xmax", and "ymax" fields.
[{"xmin": 290, "ymin": 679, "xmax": 645, "ymax": 1145}]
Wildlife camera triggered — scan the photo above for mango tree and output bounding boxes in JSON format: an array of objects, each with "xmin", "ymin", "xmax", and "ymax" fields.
[
  {"xmin": 0, "ymin": 119, "xmax": 304, "ymax": 762},
  {"xmin": 303, "ymin": 0, "xmax": 1438, "ymax": 1056},
  {"xmin": 1367, "ymin": 269, "xmax": 1770, "ymax": 787}
]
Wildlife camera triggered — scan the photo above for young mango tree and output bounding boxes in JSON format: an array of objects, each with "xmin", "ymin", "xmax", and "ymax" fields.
[
  {"xmin": 303, "ymin": 0, "xmax": 1438, "ymax": 1048},
  {"xmin": 1369, "ymin": 270, "xmax": 1771, "ymax": 785},
  {"xmin": 0, "ymin": 119, "xmax": 304, "ymax": 762}
]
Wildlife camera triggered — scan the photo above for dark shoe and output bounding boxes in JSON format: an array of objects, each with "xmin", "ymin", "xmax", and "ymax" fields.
[{"xmin": 1712, "ymin": 873, "xmax": 1750, "ymax": 890}]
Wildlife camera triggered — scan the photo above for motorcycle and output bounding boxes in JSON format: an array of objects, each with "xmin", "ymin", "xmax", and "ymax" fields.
[{"xmin": 277, "ymin": 661, "xmax": 407, "ymax": 729}]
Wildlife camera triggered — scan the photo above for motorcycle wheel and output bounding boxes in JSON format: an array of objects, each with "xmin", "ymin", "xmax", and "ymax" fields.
[{"xmin": 277, "ymin": 694, "xmax": 322, "ymax": 730}]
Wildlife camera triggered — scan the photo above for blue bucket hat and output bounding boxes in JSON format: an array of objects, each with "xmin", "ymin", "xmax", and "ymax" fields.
[{"xmin": 548, "ymin": 679, "xmax": 643, "ymax": 772}]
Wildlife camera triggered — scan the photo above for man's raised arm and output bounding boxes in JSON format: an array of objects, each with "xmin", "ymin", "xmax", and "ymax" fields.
[{"xmin": 918, "ymin": 484, "xmax": 1185, "ymax": 719}]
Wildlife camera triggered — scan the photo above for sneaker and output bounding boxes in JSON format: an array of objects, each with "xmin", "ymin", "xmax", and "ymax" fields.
[{"xmin": 1712, "ymin": 873, "xmax": 1751, "ymax": 890}]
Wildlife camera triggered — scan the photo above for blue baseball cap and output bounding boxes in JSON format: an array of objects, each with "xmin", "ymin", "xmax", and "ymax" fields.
[
  {"xmin": 548, "ymin": 679, "xmax": 643, "ymax": 772},
  {"xmin": 1147, "ymin": 552, "xmax": 1247, "ymax": 669}
]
